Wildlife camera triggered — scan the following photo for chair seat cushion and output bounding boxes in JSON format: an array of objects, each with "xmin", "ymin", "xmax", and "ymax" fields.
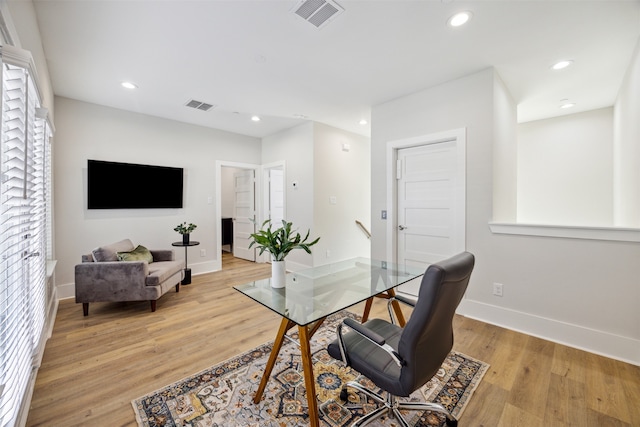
[{"xmin": 328, "ymin": 318, "xmax": 408, "ymax": 396}]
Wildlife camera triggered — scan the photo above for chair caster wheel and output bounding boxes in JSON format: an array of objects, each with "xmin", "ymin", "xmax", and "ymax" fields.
[
  {"xmin": 445, "ymin": 419, "xmax": 458, "ymax": 427},
  {"xmin": 339, "ymin": 388, "xmax": 349, "ymax": 402}
]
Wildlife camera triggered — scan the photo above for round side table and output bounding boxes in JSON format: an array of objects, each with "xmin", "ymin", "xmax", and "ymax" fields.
[{"xmin": 171, "ymin": 241, "xmax": 200, "ymax": 285}]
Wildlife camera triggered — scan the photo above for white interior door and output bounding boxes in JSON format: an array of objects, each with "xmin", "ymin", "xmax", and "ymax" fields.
[
  {"xmin": 233, "ymin": 169, "xmax": 256, "ymax": 261},
  {"xmin": 397, "ymin": 141, "xmax": 460, "ymax": 295},
  {"xmin": 269, "ymin": 168, "xmax": 284, "ymax": 224}
]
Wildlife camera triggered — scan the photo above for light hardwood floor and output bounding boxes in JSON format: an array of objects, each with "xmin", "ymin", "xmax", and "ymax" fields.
[{"xmin": 27, "ymin": 253, "xmax": 640, "ymax": 426}]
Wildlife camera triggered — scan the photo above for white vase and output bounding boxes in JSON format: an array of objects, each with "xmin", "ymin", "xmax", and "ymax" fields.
[{"xmin": 271, "ymin": 260, "xmax": 286, "ymax": 288}]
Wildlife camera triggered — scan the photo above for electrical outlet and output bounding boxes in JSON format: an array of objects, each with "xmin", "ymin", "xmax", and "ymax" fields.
[
  {"xmin": 326, "ymin": 250, "xmax": 331, "ymax": 258},
  {"xmin": 492, "ymin": 283, "xmax": 503, "ymax": 297},
  {"xmin": 200, "ymin": 249, "xmax": 206, "ymax": 257},
  {"xmin": 381, "ymin": 210, "xmax": 387, "ymax": 220}
]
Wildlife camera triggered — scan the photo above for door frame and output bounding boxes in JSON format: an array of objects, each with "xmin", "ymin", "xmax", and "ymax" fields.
[
  {"xmin": 216, "ymin": 160, "xmax": 261, "ymax": 269},
  {"xmin": 385, "ymin": 128, "xmax": 467, "ymax": 265}
]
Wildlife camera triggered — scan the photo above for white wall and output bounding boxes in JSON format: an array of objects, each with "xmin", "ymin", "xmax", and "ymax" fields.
[
  {"xmin": 614, "ymin": 38, "xmax": 640, "ymax": 227},
  {"xmin": 54, "ymin": 97, "xmax": 262, "ymax": 296},
  {"xmin": 517, "ymin": 108, "xmax": 614, "ymax": 226},
  {"xmin": 313, "ymin": 122, "xmax": 370, "ymax": 266},
  {"xmin": 262, "ymin": 123, "xmax": 315, "ymax": 269},
  {"xmin": 371, "ymin": 69, "xmax": 495, "ymax": 263},
  {"xmin": 3, "ymin": 0, "xmax": 54, "ymax": 119},
  {"xmin": 262, "ymin": 121, "xmax": 371, "ymax": 269},
  {"xmin": 371, "ymin": 68, "xmax": 640, "ymax": 364},
  {"xmin": 492, "ymin": 72, "xmax": 518, "ymax": 222}
]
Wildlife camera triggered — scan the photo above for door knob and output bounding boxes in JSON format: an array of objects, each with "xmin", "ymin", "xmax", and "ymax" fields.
[{"xmin": 398, "ymin": 225, "xmax": 407, "ymax": 230}]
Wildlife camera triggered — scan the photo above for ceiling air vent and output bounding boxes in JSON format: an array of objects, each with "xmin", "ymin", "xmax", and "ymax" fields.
[
  {"xmin": 185, "ymin": 99, "xmax": 215, "ymax": 112},
  {"xmin": 292, "ymin": 0, "xmax": 344, "ymax": 29}
]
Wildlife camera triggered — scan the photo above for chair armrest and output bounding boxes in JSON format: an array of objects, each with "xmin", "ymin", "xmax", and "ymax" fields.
[
  {"xmin": 344, "ymin": 318, "xmax": 386, "ymax": 345},
  {"xmin": 387, "ymin": 293, "xmax": 417, "ymax": 324},
  {"xmin": 75, "ymin": 261, "xmax": 149, "ymax": 291},
  {"xmin": 150, "ymin": 249, "xmax": 175, "ymax": 262},
  {"xmin": 394, "ymin": 294, "xmax": 417, "ymax": 307},
  {"xmin": 338, "ymin": 318, "xmax": 404, "ymax": 368}
]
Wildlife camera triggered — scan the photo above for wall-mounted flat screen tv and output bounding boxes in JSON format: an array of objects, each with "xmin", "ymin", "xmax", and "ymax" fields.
[{"xmin": 88, "ymin": 160, "xmax": 184, "ymax": 209}]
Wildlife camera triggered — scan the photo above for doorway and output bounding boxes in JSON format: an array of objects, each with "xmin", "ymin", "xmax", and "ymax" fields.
[
  {"xmin": 217, "ymin": 161, "xmax": 286, "ymax": 269},
  {"xmin": 386, "ymin": 129, "xmax": 466, "ymax": 295},
  {"xmin": 232, "ymin": 169, "xmax": 257, "ymax": 262},
  {"xmin": 217, "ymin": 162, "xmax": 259, "ymax": 268}
]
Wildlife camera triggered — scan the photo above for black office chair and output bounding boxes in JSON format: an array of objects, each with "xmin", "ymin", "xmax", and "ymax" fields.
[{"xmin": 327, "ymin": 252, "xmax": 475, "ymax": 427}]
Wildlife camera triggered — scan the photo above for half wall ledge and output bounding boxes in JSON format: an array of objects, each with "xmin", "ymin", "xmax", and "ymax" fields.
[{"xmin": 489, "ymin": 222, "xmax": 640, "ymax": 243}]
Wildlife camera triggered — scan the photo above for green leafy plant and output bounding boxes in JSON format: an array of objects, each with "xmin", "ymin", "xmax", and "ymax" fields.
[
  {"xmin": 174, "ymin": 222, "xmax": 197, "ymax": 234},
  {"xmin": 249, "ymin": 219, "xmax": 320, "ymax": 261}
]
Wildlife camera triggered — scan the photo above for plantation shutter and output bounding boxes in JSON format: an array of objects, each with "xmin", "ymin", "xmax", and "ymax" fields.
[{"xmin": 0, "ymin": 45, "xmax": 51, "ymax": 427}]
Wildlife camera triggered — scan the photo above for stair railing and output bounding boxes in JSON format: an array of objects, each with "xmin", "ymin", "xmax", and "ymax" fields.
[{"xmin": 355, "ymin": 220, "xmax": 371, "ymax": 239}]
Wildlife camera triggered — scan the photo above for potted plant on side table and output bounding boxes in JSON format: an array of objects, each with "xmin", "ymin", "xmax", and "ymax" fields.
[
  {"xmin": 249, "ymin": 219, "xmax": 320, "ymax": 288},
  {"xmin": 174, "ymin": 222, "xmax": 197, "ymax": 244}
]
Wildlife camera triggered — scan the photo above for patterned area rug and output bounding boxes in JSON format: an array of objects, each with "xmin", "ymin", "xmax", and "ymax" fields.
[{"xmin": 132, "ymin": 311, "xmax": 488, "ymax": 427}]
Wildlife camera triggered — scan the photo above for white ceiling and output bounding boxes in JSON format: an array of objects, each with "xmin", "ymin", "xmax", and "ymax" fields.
[{"xmin": 31, "ymin": 0, "xmax": 640, "ymax": 139}]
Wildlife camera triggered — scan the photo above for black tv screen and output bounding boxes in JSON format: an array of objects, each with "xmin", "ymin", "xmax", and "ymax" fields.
[{"xmin": 88, "ymin": 160, "xmax": 184, "ymax": 209}]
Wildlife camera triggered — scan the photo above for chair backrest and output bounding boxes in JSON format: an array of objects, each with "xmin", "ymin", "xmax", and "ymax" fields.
[{"xmin": 397, "ymin": 251, "xmax": 475, "ymax": 395}]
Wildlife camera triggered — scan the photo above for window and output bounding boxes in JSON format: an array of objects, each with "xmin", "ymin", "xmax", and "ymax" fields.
[{"xmin": 0, "ymin": 45, "xmax": 52, "ymax": 427}]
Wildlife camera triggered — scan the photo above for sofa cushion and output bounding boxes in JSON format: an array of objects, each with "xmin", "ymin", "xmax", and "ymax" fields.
[
  {"xmin": 117, "ymin": 245, "xmax": 153, "ymax": 263},
  {"xmin": 92, "ymin": 239, "xmax": 135, "ymax": 262},
  {"xmin": 146, "ymin": 260, "xmax": 184, "ymax": 286}
]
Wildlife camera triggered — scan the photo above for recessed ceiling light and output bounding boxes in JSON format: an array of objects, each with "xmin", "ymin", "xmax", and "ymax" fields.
[
  {"xmin": 359, "ymin": 119, "xmax": 368, "ymax": 125},
  {"xmin": 551, "ymin": 60, "xmax": 573, "ymax": 71},
  {"xmin": 560, "ymin": 101, "xmax": 576, "ymax": 109},
  {"xmin": 121, "ymin": 81, "xmax": 138, "ymax": 89},
  {"xmin": 251, "ymin": 115, "xmax": 261, "ymax": 122},
  {"xmin": 448, "ymin": 11, "xmax": 472, "ymax": 27}
]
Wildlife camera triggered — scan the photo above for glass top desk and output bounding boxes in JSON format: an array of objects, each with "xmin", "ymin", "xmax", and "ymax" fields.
[{"xmin": 234, "ymin": 258, "xmax": 424, "ymax": 427}]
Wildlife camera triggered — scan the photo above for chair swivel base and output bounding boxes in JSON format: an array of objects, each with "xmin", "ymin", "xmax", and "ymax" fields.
[{"xmin": 340, "ymin": 381, "xmax": 458, "ymax": 427}]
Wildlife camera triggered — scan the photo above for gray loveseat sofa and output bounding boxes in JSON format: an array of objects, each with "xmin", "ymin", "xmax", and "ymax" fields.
[{"xmin": 75, "ymin": 239, "xmax": 185, "ymax": 316}]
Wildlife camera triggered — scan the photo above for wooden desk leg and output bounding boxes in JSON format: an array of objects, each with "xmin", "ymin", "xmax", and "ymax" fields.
[
  {"xmin": 253, "ymin": 317, "xmax": 294, "ymax": 404},
  {"xmin": 387, "ymin": 289, "xmax": 406, "ymax": 327},
  {"xmin": 298, "ymin": 324, "xmax": 320, "ymax": 427},
  {"xmin": 361, "ymin": 297, "xmax": 374, "ymax": 323}
]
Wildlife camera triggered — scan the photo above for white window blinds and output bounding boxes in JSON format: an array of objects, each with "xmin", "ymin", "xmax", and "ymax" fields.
[{"xmin": 0, "ymin": 45, "xmax": 51, "ymax": 427}]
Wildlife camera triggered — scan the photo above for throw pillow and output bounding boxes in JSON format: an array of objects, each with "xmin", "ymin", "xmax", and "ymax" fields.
[
  {"xmin": 91, "ymin": 238, "xmax": 135, "ymax": 262},
  {"xmin": 117, "ymin": 245, "xmax": 154, "ymax": 263}
]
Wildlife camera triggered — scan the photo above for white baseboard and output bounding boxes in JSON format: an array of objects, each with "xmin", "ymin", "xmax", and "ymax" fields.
[
  {"xmin": 56, "ymin": 282, "xmax": 75, "ymax": 300},
  {"xmin": 190, "ymin": 260, "xmax": 220, "ymax": 276},
  {"xmin": 284, "ymin": 260, "xmax": 311, "ymax": 272},
  {"xmin": 457, "ymin": 299, "xmax": 640, "ymax": 366},
  {"xmin": 251, "ymin": 259, "xmax": 311, "ymax": 273}
]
